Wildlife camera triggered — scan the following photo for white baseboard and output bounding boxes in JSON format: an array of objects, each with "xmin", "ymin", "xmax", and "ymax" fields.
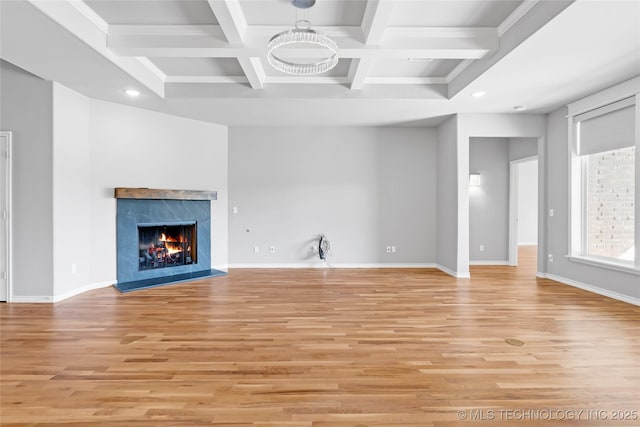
[
  {"xmin": 228, "ymin": 263, "xmax": 437, "ymax": 269},
  {"xmin": 10, "ymin": 295, "xmax": 54, "ymax": 303},
  {"xmin": 10, "ymin": 280, "xmax": 114, "ymax": 303},
  {"xmin": 470, "ymin": 260, "xmax": 510, "ymax": 266},
  {"xmin": 436, "ymin": 264, "xmax": 471, "ymax": 279},
  {"xmin": 53, "ymin": 280, "xmax": 114, "ymax": 303},
  {"xmin": 539, "ymin": 273, "xmax": 639, "ymax": 306},
  {"xmin": 212, "ymin": 264, "xmax": 229, "ymax": 272}
]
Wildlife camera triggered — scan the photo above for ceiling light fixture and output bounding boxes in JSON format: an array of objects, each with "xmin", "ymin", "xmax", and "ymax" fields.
[
  {"xmin": 408, "ymin": 58, "xmax": 434, "ymax": 62},
  {"xmin": 513, "ymin": 105, "xmax": 527, "ymax": 111},
  {"xmin": 124, "ymin": 89, "xmax": 140, "ymax": 97},
  {"xmin": 267, "ymin": 0, "xmax": 338, "ymax": 75},
  {"xmin": 472, "ymin": 91, "xmax": 486, "ymax": 98}
]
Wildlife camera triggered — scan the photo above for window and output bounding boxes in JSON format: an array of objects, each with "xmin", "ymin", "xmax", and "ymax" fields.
[
  {"xmin": 583, "ymin": 146, "xmax": 635, "ymax": 261},
  {"xmin": 569, "ymin": 93, "xmax": 639, "ymax": 272}
]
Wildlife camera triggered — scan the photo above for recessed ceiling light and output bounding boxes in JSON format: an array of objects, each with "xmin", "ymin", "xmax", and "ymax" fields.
[
  {"xmin": 513, "ymin": 105, "xmax": 527, "ymax": 111},
  {"xmin": 471, "ymin": 91, "xmax": 486, "ymax": 98},
  {"xmin": 124, "ymin": 89, "xmax": 140, "ymax": 97},
  {"xmin": 408, "ymin": 58, "xmax": 434, "ymax": 62}
]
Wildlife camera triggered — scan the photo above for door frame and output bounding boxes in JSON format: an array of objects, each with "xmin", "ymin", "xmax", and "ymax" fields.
[
  {"xmin": 0, "ymin": 131, "xmax": 12, "ymax": 302},
  {"xmin": 509, "ymin": 155, "xmax": 538, "ymax": 266}
]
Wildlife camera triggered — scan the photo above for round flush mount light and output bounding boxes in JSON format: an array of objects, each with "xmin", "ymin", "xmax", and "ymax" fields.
[
  {"xmin": 471, "ymin": 91, "xmax": 486, "ymax": 98},
  {"xmin": 124, "ymin": 89, "xmax": 140, "ymax": 98},
  {"xmin": 513, "ymin": 105, "xmax": 527, "ymax": 111}
]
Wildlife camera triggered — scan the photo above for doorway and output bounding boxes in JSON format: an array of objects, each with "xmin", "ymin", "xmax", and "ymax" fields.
[
  {"xmin": 0, "ymin": 131, "xmax": 11, "ymax": 302},
  {"xmin": 509, "ymin": 156, "xmax": 538, "ymax": 267}
]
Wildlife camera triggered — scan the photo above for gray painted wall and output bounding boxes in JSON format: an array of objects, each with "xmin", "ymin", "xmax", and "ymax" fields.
[
  {"xmin": 436, "ymin": 116, "xmax": 459, "ymax": 272},
  {"xmin": 229, "ymin": 127, "xmax": 437, "ymax": 265},
  {"xmin": 509, "ymin": 137, "xmax": 538, "ymax": 161},
  {"xmin": 545, "ymin": 106, "xmax": 638, "ymax": 300},
  {"xmin": 0, "ymin": 60, "xmax": 54, "ymax": 298},
  {"xmin": 469, "ymin": 138, "xmax": 509, "ymax": 262}
]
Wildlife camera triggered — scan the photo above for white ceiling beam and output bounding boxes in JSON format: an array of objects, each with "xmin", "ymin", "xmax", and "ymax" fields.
[
  {"xmin": 108, "ymin": 25, "xmax": 497, "ymax": 60},
  {"xmin": 165, "ymin": 81, "xmax": 447, "ymax": 100},
  {"xmin": 26, "ymin": 0, "xmax": 165, "ymax": 97},
  {"xmin": 361, "ymin": 0, "xmax": 394, "ymax": 45},
  {"xmin": 205, "ymin": 0, "xmax": 264, "ymax": 89},
  {"xmin": 165, "ymin": 76, "xmax": 249, "ymax": 84},
  {"xmin": 350, "ymin": 0, "xmax": 395, "ymax": 89},
  {"xmin": 365, "ymin": 77, "xmax": 448, "ymax": 85},
  {"xmin": 164, "ymin": 75, "xmax": 447, "ymax": 86},
  {"xmin": 206, "ymin": 0, "xmax": 247, "ymax": 44},
  {"xmin": 348, "ymin": 58, "xmax": 373, "ymax": 90},
  {"xmin": 238, "ymin": 57, "xmax": 266, "ymax": 89},
  {"xmin": 265, "ymin": 76, "xmax": 350, "ymax": 85}
]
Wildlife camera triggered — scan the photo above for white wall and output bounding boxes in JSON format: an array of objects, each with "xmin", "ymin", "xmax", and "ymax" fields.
[
  {"xmin": 469, "ymin": 138, "xmax": 509, "ymax": 262},
  {"xmin": 228, "ymin": 127, "xmax": 437, "ymax": 266},
  {"xmin": 436, "ymin": 116, "xmax": 461, "ymax": 275},
  {"xmin": 0, "ymin": 60, "xmax": 54, "ymax": 300},
  {"xmin": 517, "ymin": 159, "xmax": 538, "ymax": 245},
  {"xmin": 89, "ymin": 99, "xmax": 229, "ymax": 284},
  {"xmin": 52, "ymin": 83, "xmax": 93, "ymax": 299},
  {"xmin": 544, "ymin": 106, "xmax": 638, "ymax": 302}
]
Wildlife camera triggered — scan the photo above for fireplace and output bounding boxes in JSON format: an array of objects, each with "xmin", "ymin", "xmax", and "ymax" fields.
[
  {"xmin": 115, "ymin": 188, "xmax": 224, "ymax": 292},
  {"xmin": 138, "ymin": 222, "xmax": 197, "ymax": 271}
]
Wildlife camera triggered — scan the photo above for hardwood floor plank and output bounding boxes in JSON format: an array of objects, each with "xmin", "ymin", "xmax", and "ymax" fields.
[{"xmin": 1, "ymin": 247, "xmax": 639, "ymax": 425}]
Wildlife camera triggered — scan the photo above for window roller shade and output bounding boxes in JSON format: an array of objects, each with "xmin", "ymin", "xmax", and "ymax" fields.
[{"xmin": 577, "ymin": 98, "xmax": 636, "ymax": 156}]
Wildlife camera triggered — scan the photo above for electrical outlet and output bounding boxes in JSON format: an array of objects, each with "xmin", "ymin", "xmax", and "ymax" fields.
[
  {"xmin": 232, "ymin": 206, "xmax": 238, "ymax": 214},
  {"xmin": 269, "ymin": 246, "xmax": 275, "ymax": 253},
  {"xmin": 391, "ymin": 246, "xmax": 396, "ymax": 253},
  {"xmin": 548, "ymin": 254, "xmax": 554, "ymax": 263},
  {"xmin": 386, "ymin": 246, "xmax": 391, "ymax": 253},
  {"xmin": 254, "ymin": 246, "xmax": 259, "ymax": 254},
  {"xmin": 549, "ymin": 209, "xmax": 554, "ymax": 217},
  {"xmin": 480, "ymin": 245, "xmax": 485, "ymax": 252}
]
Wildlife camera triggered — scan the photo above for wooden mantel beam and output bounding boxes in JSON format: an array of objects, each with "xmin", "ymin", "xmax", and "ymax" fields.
[{"xmin": 114, "ymin": 188, "xmax": 218, "ymax": 201}]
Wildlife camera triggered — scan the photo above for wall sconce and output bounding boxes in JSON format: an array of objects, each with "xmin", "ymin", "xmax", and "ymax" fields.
[{"xmin": 469, "ymin": 173, "xmax": 481, "ymax": 186}]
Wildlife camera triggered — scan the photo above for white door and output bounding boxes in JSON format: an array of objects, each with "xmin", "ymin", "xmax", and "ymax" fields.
[
  {"xmin": 0, "ymin": 131, "xmax": 11, "ymax": 302},
  {"xmin": 509, "ymin": 156, "xmax": 538, "ymax": 266}
]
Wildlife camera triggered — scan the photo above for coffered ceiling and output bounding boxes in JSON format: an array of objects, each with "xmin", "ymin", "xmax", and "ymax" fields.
[{"xmin": 1, "ymin": 0, "xmax": 639, "ymax": 126}]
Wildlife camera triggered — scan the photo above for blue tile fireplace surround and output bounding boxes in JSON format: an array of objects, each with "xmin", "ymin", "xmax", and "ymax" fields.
[{"xmin": 114, "ymin": 188, "xmax": 225, "ymax": 292}]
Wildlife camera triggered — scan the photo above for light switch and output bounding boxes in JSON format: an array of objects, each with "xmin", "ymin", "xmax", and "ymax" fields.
[{"xmin": 549, "ymin": 209, "xmax": 554, "ymax": 217}]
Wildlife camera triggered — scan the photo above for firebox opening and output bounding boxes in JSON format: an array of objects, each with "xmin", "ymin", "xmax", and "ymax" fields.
[{"xmin": 138, "ymin": 222, "xmax": 197, "ymax": 271}]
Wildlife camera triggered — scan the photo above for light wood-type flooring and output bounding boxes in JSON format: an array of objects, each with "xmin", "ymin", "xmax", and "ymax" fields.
[{"xmin": 1, "ymin": 246, "xmax": 639, "ymax": 426}]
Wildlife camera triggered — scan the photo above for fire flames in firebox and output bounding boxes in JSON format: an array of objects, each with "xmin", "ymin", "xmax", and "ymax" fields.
[
  {"xmin": 159, "ymin": 233, "xmax": 190, "ymax": 255},
  {"xmin": 138, "ymin": 223, "xmax": 196, "ymax": 271}
]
